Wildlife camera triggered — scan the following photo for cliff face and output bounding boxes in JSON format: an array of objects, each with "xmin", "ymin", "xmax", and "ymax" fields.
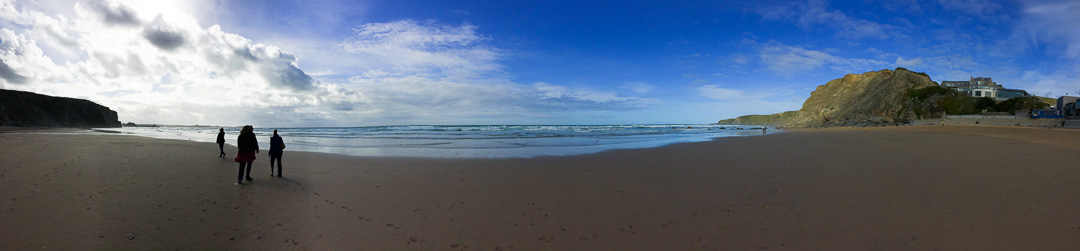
[
  {"xmin": 0, "ymin": 89, "xmax": 121, "ymax": 128},
  {"xmin": 786, "ymin": 68, "xmax": 936, "ymax": 127},
  {"xmin": 717, "ymin": 68, "xmax": 938, "ymax": 127}
]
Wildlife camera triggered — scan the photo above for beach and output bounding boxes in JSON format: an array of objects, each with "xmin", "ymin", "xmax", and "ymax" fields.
[{"xmin": 2, "ymin": 125, "xmax": 1079, "ymax": 250}]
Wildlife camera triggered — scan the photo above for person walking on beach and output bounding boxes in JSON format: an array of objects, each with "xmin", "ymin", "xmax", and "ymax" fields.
[
  {"xmin": 234, "ymin": 125, "xmax": 259, "ymax": 185},
  {"xmin": 268, "ymin": 129, "xmax": 285, "ymax": 177},
  {"xmin": 216, "ymin": 128, "xmax": 226, "ymax": 158}
]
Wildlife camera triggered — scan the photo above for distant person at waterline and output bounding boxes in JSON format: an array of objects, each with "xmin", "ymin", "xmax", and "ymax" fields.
[
  {"xmin": 234, "ymin": 125, "xmax": 259, "ymax": 185},
  {"xmin": 268, "ymin": 129, "xmax": 285, "ymax": 177},
  {"xmin": 216, "ymin": 127, "xmax": 226, "ymax": 158}
]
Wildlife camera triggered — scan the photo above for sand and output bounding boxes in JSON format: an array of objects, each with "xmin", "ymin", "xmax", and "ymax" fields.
[{"xmin": 2, "ymin": 125, "xmax": 1079, "ymax": 250}]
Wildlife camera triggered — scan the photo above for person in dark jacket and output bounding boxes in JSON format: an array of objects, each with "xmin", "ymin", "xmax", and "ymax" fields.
[
  {"xmin": 216, "ymin": 128, "xmax": 226, "ymax": 158},
  {"xmin": 268, "ymin": 129, "xmax": 284, "ymax": 177},
  {"xmin": 234, "ymin": 125, "xmax": 259, "ymax": 185}
]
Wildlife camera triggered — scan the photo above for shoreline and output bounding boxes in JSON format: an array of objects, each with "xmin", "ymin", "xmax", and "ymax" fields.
[
  {"xmin": 2, "ymin": 125, "xmax": 1079, "ymax": 249},
  {"xmin": 70, "ymin": 125, "xmax": 781, "ymax": 159}
]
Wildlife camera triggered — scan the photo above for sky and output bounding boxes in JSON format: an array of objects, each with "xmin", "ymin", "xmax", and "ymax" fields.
[{"xmin": 0, "ymin": 0, "xmax": 1078, "ymax": 126}]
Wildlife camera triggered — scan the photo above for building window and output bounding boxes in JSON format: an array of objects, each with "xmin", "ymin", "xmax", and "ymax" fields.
[{"xmin": 975, "ymin": 91, "xmax": 982, "ymax": 97}]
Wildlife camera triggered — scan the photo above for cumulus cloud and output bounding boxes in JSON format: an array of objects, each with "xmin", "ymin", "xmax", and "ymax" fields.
[
  {"xmin": 143, "ymin": 16, "xmax": 185, "ymax": 50},
  {"xmin": 0, "ymin": 0, "xmax": 324, "ymax": 125},
  {"xmin": 83, "ymin": 0, "xmax": 140, "ymax": 26},
  {"xmin": 0, "ymin": 1, "xmax": 652, "ymax": 126},
  {"xmin": 0, "ymin": 59, "xmax": 27, "ymax": 84},
  {"xmin": 0, "ymin": 27, "xmax": 65, "ymax": 84},
  {"xmin": 325, "ymin": 19, "xmax": 653, "ymax": 124},
  {"xmin": 268, "ymin": 64, "xmax": 315, "ymax": 90}
]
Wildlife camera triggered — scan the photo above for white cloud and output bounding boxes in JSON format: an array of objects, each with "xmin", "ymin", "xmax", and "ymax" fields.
[
  {"xmin": 758, "ymin": 0, "xmax": 896, "ymax": 40},
  {"xmin": 695, "ymin": 84, "xmax": 805, "ymax": 117},
  {"xmin": 894, "ymin": 57, "xmax": 923, "ymax": 68},
  {"xmin": 759, "ymin": 44, "xmax": 889, "ymax": 75},
  {"xmin": 0, "ymin": 1, "xmax": 655, "ymax": 126},
  {"xmin": 1017, "ymin": 1, "xmax": 1080, "ymax": 59},
  {"xmin": 938, "ymin": 0, "xmax": 1008, "ymax": 22},
  {"xmin": 760, "ymin": 45, "xmax": 829, "ymax": 74},
  {"xmin": 731, "ymin": 55, "xmax": 748, "ymax": 65},
  {"xmin": 0, "ymin": 29, "xmax": 46, "ymax": 83},
  {"xmin": 338, "ymin": 20, "xmax": 501, "ymax": 79},
  {"xmin": 0, "ymin": 0, "xmax": 327, "ymax": 125},
  {"xmin": 620, "ymin": 81, "xmax": 655, "ymax": 94},
  {"xmin": 1021, "ymin": 67, "xmax": 1080, "ymax": 97},
  {"xmin": 532, "ymin": 82, "xmax": 643, "ymax": 105},
  {"xmin": 83, "ymin": 0, "xmax": 140, "ymax": 26},
  {"xmin": 322, "ymin": 19, "xmax": 655, "ymax": 124},
  {"xmin": 697, "ymin": 85, "xmax": 751, "ymax": 101}
]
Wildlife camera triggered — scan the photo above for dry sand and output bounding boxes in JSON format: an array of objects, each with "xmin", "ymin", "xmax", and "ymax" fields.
[{"xmin": 2, "ymin": 125, "xmax": 1079, "ymax": 250}]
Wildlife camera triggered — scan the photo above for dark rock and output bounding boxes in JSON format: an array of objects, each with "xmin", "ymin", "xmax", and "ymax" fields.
[{"xmin": 0, "ymin": 89, "xmax": 121, "ymax": 128}]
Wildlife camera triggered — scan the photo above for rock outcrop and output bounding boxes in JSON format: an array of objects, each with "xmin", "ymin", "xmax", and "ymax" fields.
[
  {"xmin": 0, "ymin": 89, "xmax": 122, "ymax": 128},
  {"xmin": 789, "ymin": 68, "xmax": 936, "ymax": 127},
  {"xmin": 717, "ymin": 111, "xmax": 799, "ymax": 126},
  {"xmin": 717, "ymin": 68, "xmax": 938, "ymax": 127}
]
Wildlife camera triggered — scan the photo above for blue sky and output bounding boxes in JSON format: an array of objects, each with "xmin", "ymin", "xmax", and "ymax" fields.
[{"xmin": 0, "ymin": 0, "xmax": 1077, "ymax": 126}]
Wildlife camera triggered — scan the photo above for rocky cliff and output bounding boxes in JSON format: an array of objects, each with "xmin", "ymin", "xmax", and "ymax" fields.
[
  {"xmin": 0, "ymin": 89, "xmax": 121, "ymax": 128},
  {"xmin": 789, "ymin": 68, "xmax": 936, "ymax": 127},
  {"xmin": 718, "ymin": 68, "xmax": 938, "ymax": 127},
  {"xmin": 717, "ymin": 111, "xmax": 799, "ymax": 126}
]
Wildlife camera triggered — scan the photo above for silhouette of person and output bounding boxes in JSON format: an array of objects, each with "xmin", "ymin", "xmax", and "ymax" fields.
[
  {"xmin": 269, "ymin": 129, "xmax": 285, "ymax": 177},
  {"xmin": 234, "ymin": 125, "xmax": 259, "ymax": 185},
  {"xmin": 216, "ymin": 128, "xmax": 226, "ymax": 158}
]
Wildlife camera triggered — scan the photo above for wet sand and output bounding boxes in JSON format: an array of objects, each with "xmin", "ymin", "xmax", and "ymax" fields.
[{"xmin": 2, "ymin": 125, "xmax": 1079, "ymax": 250}]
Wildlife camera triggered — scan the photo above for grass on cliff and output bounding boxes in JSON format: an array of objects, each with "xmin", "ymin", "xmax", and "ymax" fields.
[
  {"xmin": 905, "ymin": 86, "xmax": 1050, "ymax": 117},
  {"xmin": 993, "ymin": 97, "xmax": 1050, "ymax": 112},
  {"xmin": 717, "ymin": 111, "xmax": 799, "ymax": 125}
]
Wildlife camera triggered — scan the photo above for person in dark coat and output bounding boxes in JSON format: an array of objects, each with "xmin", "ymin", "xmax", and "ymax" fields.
[
  {"xmin": 268, "ymin": 129, "xmax": 285, "ymax": 177},
  {"xmin": 216, "ymin": 128, "xmax": 226, "ymax": 158},
  {"xmin": 234, "ymin": 125, "xmax": 259, "ymax": 185}
]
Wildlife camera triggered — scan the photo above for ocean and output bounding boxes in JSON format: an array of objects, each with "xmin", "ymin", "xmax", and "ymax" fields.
[{"xmin": 115, "ymin": 124, "xmax": 773, "ymax": 158}]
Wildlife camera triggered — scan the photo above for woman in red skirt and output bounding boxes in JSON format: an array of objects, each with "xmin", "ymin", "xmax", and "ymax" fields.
[{"xmin": 234, "ymin": 125, "xmax": 259, "ymax": 185}]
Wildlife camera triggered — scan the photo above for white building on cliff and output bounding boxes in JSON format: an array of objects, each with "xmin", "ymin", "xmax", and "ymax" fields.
[{"xmin": 940, "ymin": 77, "xmax": 1029, "ymax": 101}]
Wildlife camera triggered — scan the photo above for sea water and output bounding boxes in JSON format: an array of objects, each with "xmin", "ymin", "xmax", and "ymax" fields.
[{"xmin": 114, "ymin": 124, "xmax": 773, "ymax": 158}]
